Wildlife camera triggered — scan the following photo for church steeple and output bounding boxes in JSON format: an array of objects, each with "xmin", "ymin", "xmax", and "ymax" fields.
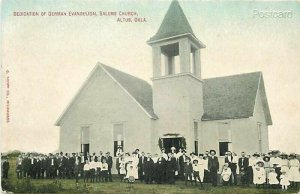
[
  {"xmin": 148, "ymin": 0, "xmax": 205, "ymax": 79},
  {"xmin": 149, "ymin": 0, "xmax": 196, "ymax": 43}
]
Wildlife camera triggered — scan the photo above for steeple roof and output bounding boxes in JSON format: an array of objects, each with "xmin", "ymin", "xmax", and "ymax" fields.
[{"xmin": 148, "ymin": 0, "xmax": 197, "ymax": 43}]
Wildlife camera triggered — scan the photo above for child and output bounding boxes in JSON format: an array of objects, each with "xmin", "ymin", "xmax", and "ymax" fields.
[
  {"xmin": 184, "ymin": 158, "xmax": 193, "ymax": 185},
  {"xmin": 119, "ymin": 157, "xmax": 126, "ymax": 182},
  {"xmin": 253, "ymin": 161, "xmax": 266, "ymax": 188},
  {"xmin": 101, "ymin": 159, "xmax": 109, "ymax": 182},
  {"xmin": 268, "ymin": 168, "xmax": 279, "ymax": 188},
  {"xmin": 89, "ymin": 159, "xmax": 96, "ymax": 183},
  {"xmin": 83, "ymin": 160, "xmax": 90, "ymax": 183},
  {"xmin": 280, "ymin": 170, "xmax": 290, "ymax": 190},
  {"xmin": 95, "ymin": 158, "xmax": 102, "ymax": 182},
  {"xmin": 221, "ymin": 163, "xmax": 232, "ymax": 186},
  {"xmin": 192, "ymin": 160, "xmax": 203, "ymax": 187},
  {"xmin": 126, "ymin": 161, "xmax": 136, "ymax": 183}
]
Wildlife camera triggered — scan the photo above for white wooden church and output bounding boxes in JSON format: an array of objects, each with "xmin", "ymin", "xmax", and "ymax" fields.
[{"xmin": 56, "ymin": 0, "xmax": 272, "ymax": 157}]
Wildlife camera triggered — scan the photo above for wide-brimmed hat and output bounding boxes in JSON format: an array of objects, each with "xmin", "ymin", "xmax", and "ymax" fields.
[
  {"xmin": 252, "ymin": 153, "xmax": 260, "ymax": 157},
  {"xmin": 280, "ymin": 153, "xmax": 288, "ymax": 158},
  {"xmin": 256, "ymin": 161, "xmax": 264, "ymax": 166},
  {"xmin": 263, "ymin": 156, "xmax": 270, "ymax": 161},
  {"xmin": 289, "ymin": 153, "xmax": 297, "ymax": 157},
  {"xmin": 210, "ymin": 150, "xmax": 216, "ymax": 154}
]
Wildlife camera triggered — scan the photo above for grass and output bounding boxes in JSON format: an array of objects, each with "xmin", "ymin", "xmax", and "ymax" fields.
[{"xmin": 2, "ymin": 157, "xmax": 300, "ymax": 194}]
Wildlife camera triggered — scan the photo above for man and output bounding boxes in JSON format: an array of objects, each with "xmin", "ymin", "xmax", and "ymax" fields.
[
  {"xmin": 144, "ymin": 153, "xmax": 154, "ymax": 184},
  {"xmin": 99, "ymin": 151, "xmax": 105, "ymax": 163},
  {"xmin": 208, "ymin": 149, "xmax": 219, "ymax": 186},
  {"xmin": 29, "ymin": 154, "xmax": 37, "ymax": 178},
  {"xmin": 106, "ymin": 152, "xmax": 113, "ymax": 182},
  {"xmin": 138, "ymin": 152, "xmax": 146, "ymax": 182},
  {"xmin": 156, "ymin": 153, "xmax": 166, "ymax": 184},
  {"xmin": 179, "ymin": 150, "xmax": 190, "ymax": 180},
  {"xmin": 225, "ymin": 151, "xmax": 237, "ymax": 185},
  {"xmin": 161, "ymin": 148, "xmax": 168, "ymax": 160},
  {"xmin": 238, "ymin": 152, "xmax": 249, "ymax": 186},
  {"xmin": 166, "ymin": 152, "xmax": 177, "ymax": 184},
  {"xmin": 135, "ymin": 149, "xmax": 141, "ymax": 158},
  {"xmin": 2, "ymin": 157, "xmax": 10, "ymax": 179}
]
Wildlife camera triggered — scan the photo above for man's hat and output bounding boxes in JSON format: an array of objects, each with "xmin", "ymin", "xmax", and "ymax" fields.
[
  {"xmin": 280, "ymin": 153, "xmax": 288, "ymax": 159},
  {"xmin": 210, "ymin": 150, "xmax": 216, "ymax": 154},
  {"xmin": 199, "ymin": 153, "xmax": 204, "ymax": 157},
  {"xmin": 171, "ymin": 146, "xmax": 176, "ymax": 150},
  {"xmin": 289, "ymin": 153, "xmax": 296, "ymax": 157},
  {"xmin": 252, "ymin": 153, "xmax": 260, "ymax": 157}
]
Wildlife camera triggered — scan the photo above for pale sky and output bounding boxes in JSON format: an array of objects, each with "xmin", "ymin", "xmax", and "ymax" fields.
[{"xmin": 1, "ymin": 0, "xmax": 300, "ymax": 153}]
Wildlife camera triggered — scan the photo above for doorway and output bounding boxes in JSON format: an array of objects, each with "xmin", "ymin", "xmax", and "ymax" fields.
[
  {"xmin": 81, "ymin": 144, "xmax": 90, "ymax": 156},
  {"xmin": 162, "ymin": 137, "xmax": 183, "ymax": 153}
]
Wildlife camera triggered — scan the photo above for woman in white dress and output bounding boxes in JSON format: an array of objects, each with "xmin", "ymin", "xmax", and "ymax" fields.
[
  {"xmin": 198, "ymin": 154, "xmax": 206, "ymax": 182},
  {"xmin": 280, "ymin": 153, "xmax": 290, "ymax": 176},
  {"xmin": 253, "ymin": 161, "xmax": 266, "ymax": 187},
  {"xmin": 288, "ymin": 153, "xmax": 300, "ymax": 188}
]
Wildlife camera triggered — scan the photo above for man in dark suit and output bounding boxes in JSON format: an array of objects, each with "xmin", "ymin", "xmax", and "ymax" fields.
[
  {"xmin": 99, "ymin": 151, "xmax": 105, "ymax": 163},
  {"xmin": 106, "ymin": 152, "xmax": 113, "ymax": 182},
  {"xmin": 29, "ymin": 155, "xmax": 37, "ymax": 178},
  {"xmin": 138, "ymin": 152, "xmax": 146, "ymax": 182},
  {"xmin": 156, "ymin": 153, "xmax": 166, "ymax": 184},
  {"xmin": 208, "ymin": 149, "xmax": 219, "ymax": 186},
  {"xmin": 166, "ymin": 152, "xmax": 177, "ymax": 184},
  {"xmin": 178, "ymin": 150, "xmax": 190, "ymax": 180},
  {"xmin": 144, "ymin": 153, "xmax": 154, "ymax": 184},
  {"xmin": 238, "ymin": 152, "xmax": 249, "ymax": 186},
  {"xmin": 2, "ymin": 157, "xmax": 10, "ymax": 179},
  {"xmin": 224, "ymin": 151, "xmax": 237, "ymax": 185}
]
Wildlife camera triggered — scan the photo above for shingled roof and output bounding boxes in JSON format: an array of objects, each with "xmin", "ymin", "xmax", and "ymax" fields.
[
  {"xmin": 56, "ymin": 65, "xmax": 272, "ymax": 126},
  {"xmin": 101, "ymin": 64, "xmax": 158, "ymax": 119},
  {"xmin": 148, "ymin": 0, "xmax": 197, "ymax": 42},
  {"xmin": 202, "ymin": 72, "xmax": 272, "ymax": 125}
]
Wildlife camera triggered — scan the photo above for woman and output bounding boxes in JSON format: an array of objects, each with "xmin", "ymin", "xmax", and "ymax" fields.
[{"xmin": 288, "ymin": 153, "xmax": 300, "ymax": 188}]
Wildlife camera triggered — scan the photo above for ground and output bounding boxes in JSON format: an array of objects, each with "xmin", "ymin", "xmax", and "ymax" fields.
[{"xmin": 2, "ymin": 157, "xmax": 300, "ymax": 193}]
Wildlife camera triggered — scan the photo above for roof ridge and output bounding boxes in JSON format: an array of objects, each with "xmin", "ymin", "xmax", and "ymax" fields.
[
  {"xmin": 203, "ymin": 71, "xmax": 262, "ymax": 80},
  {"xmin": 98, "ymin": 63, "xmax": 151, "ymax": 86}
]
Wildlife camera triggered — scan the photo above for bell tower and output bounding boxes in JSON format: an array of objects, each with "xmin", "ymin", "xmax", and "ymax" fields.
[{"xmin": 148, "ymin": 0, "xmax": 206, "ymax": 153}]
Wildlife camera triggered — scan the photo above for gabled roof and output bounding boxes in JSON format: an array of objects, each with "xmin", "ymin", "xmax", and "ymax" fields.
[
  {"xmin": 148, "ymin": 0, "xmax": 197, "ymax": 43},
  {"xmin": 202, "ymin": 72, "xmax": 272, "ymax": 125},
  {"xmin": 55, "ymin": 63, "xmax": 158, "ymax": 126},
  {"xmin": 101, "ymin": 64, "xmax": 158, "ymax": 119}
]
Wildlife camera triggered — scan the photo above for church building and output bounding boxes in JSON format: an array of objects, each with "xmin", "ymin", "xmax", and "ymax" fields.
[{"xmin": 55, "ymin": 0, "xmax": 272, "ymax": 158}]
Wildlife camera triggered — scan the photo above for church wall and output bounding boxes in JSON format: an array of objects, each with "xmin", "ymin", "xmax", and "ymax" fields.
[
  {"xmin": 152, "ymin": 74, "xmax": 203, "ymax": 153},
  {"xmin": 201, "ymin": 118, "xmax": 261, "ymax": 156},
  {"xmin": 59, "ymin": 67, "xmax": 152, "ymax": 155},
  {"xmin": 252, "ymin": 89, "xmax": 269, "ymax": 153}
]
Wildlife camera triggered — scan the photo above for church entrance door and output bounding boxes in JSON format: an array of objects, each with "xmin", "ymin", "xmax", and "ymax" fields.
[{"xmin": 161, "ymin": 136, "xmax": 183, "ymax": 153}]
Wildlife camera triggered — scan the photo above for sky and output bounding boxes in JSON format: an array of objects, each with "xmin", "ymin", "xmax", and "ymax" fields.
[{"xmin": 1, "ymin": 0, "xmax": 300, "ymax": 153}]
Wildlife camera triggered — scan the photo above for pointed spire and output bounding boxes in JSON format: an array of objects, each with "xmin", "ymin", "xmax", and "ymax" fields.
[{"xmin": 148, "ymin": 0, "xmax": 197, "ymax": 42}]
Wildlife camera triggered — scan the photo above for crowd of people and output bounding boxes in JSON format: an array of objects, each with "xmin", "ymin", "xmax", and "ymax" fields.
[{"xmin": 1, "ymin": 148, "xmax": 300, "ymax": 191}]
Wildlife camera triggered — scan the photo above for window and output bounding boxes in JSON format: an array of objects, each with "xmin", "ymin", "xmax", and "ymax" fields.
[
  {"xmin": 113, "ymin": 123, "xmax": 124, "ymax": 157},
  {"xmin": 194, "ymin": 121, "xmax": 199, "ymax": 155},
  {"xmin": 81, "ymin": 126, "xmax": 90, "ymax": 155},
  {"xmin": 257, "ymin": 123, "xmax": 262, "ymax": 152},
  {"xmin": 219, "ymin": 142, "xmax": 228, "ymax": 156}
]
